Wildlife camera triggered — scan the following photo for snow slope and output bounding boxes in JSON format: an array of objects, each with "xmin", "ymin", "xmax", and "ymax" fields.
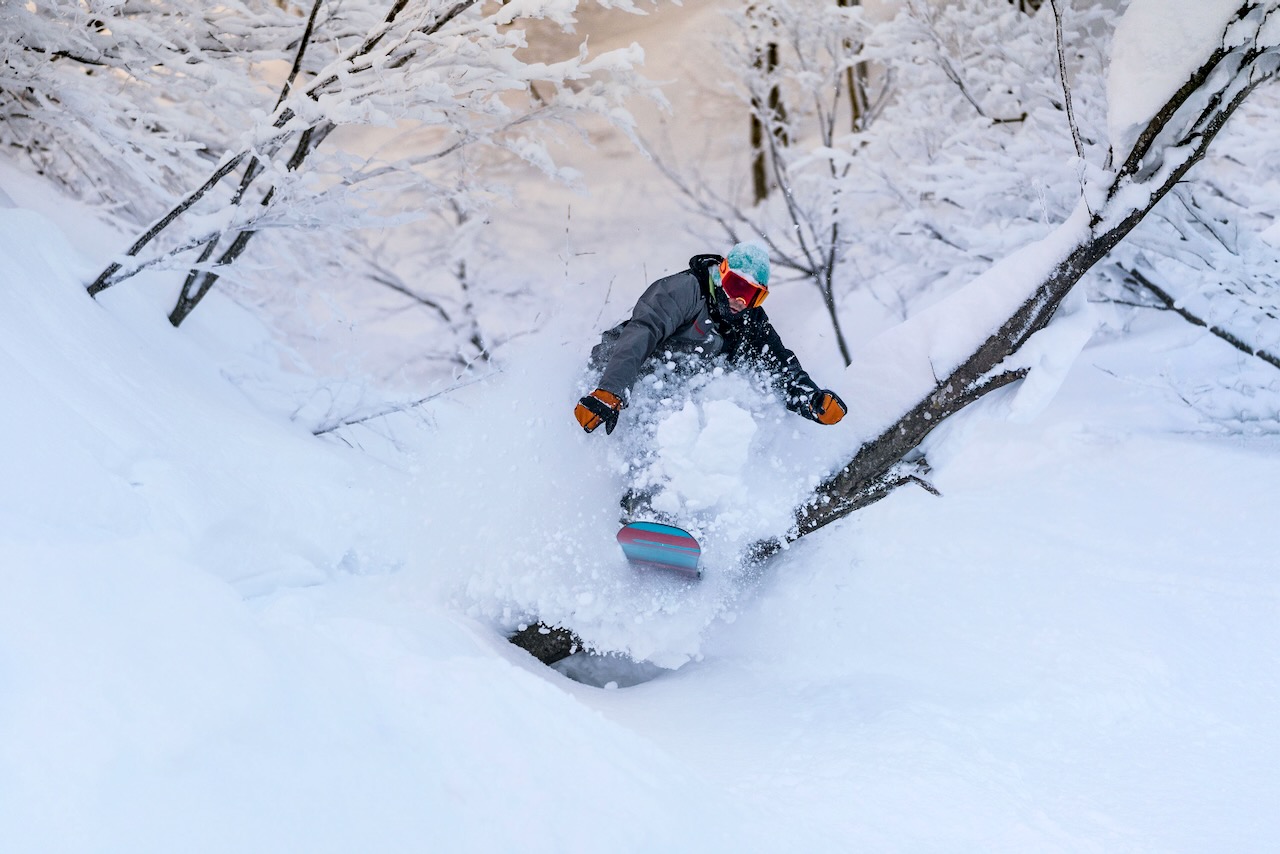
[
  {"xmin": 619, "ymin": 324, "xmax": 1280, "ymax": 850},
  {"xmin": 4, "ymin": 1, "xmax": 1280, "ymax": 851},
  {"xmin": 6, "ymin": 191, "xmax": 1279, "ymax": 849},
  {"xmin": 0, "ymin": 192, "xmax": 812, "ymax": 850}
]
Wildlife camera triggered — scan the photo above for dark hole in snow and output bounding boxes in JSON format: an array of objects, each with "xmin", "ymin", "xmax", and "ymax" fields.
[{"xmin": 551, "ymin": 651, "xmax": 671, "ymax": 688}]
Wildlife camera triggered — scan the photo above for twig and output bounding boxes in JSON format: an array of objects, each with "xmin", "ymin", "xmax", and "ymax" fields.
[
  {"xmin": 312, "ymin": 370, "xmax": 499, "ymax": 435},
  {"xmin": 1121, "ymin": 266, "xmax": 1280, "ymax": 371},
  {"xmin": 89, "ymin": 0, "xmax": 483, "ymax": 298},
  {"xmin": 1050, "ymin": 0, "xmax": 1084, "ymax": 161}
]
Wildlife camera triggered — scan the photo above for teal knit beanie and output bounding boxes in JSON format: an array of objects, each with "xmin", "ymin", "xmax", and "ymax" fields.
[{"xmin": 726, "ymin": 242, "xmax": 770, "ymax": 286}]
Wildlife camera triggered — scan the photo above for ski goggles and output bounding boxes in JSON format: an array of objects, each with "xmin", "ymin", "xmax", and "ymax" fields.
[{"xmin": 718, "ymin": 258, "xmax": 769, "ymax": 309}]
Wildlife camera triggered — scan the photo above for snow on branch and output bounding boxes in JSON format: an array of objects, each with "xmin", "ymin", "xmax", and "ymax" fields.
[
  {"xmin": 1107, "ymin": 1, "xmax": 1280, "ymax": 196},
  {"xmin": 72, "ymin": 0, "xmax": 663, "ymax": 327},
  {"xmin": 1120, "ymin": 265, "xmax": 1280, "ymax": 371},
  {"xmin": 769, "ymin": 0, "xmax": 1280, "ymax": 548}
]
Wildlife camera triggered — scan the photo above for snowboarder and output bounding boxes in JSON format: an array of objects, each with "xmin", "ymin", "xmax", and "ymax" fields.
[{"xmin": 574, "ymin": 243, "xmax": 847, "ymax": 435}]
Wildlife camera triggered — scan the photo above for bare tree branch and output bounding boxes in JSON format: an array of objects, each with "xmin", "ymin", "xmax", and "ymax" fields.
[
  {"xmin": 88, "ymin": 0, "xmax": 483, "ymax": 301},
  {"xmin": 1050, "ymin": 0, "xmax": 1085, "ymax": 161},
  {"xmin": 1120, "ymin": 265, "xmax": 1280, "ymax": 371},
  {"xmin": 313, "ymin": 370, "xmax": 498, "ymax": 436}
]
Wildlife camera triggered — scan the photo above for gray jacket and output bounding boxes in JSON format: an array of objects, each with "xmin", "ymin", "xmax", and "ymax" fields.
[
  {"xmin": 592, "ymin": 255, "xmax": 819, "ymax": 410},
  {"xmin": 594, "ymin": 262, "xmax": 723, "ymax": 398}
]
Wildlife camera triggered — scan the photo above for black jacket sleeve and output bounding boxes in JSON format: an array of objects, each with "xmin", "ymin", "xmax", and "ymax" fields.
[{"xmin": 730, "ymin": 308, "xmax": 819, "ymax": 412}]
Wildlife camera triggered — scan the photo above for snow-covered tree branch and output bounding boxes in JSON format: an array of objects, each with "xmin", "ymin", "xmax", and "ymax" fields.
[
  {"xmin": 7, "ymin": 1, "xmax": 664, "ymax": 333},
  {"xmin": 779, "ymin": 0, "xmax": 1280, "ymax": 546},
  {"xmin": 1, "ymin": 0, "xmax": 297, "ymax": 220},
  {"xmin": 654, "ymin": 0, "xmax": 885, "ymax": 365}
]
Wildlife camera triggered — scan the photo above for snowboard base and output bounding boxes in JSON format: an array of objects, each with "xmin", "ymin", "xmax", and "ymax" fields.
[{"xmin": 617, "ymin": 521, "xmax": 701, "ymax": 578}]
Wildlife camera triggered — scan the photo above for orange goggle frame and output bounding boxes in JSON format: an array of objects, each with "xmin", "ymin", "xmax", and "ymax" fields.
[{"xmin": 718, "ymin": 259, "xmax": 769, "ymax": 309}]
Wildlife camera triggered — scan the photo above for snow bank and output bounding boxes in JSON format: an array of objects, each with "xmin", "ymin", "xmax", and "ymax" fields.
[
  {"xmin": 0, "ymin": 204, "xmax": 803, "ymax": 852},
  {"xmin": 7, "ymin": 192, "xmax": 1278, "ymax": 849},
  {"xmin": 0, "ymin": 206, "xmax": 377, "ymax": 593}
]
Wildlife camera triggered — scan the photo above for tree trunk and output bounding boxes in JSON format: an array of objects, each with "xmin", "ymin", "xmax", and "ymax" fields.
[
  {"xmin": 168, "ymin": 121, "xmax": 333, "ymax": 326},
  {"xmin": 838, "ymin": 0, "xmax": 866, "ymax": 133},
  {"xmin": 749, "ymin": 7, "xmax": 784, "ymax": 205}
]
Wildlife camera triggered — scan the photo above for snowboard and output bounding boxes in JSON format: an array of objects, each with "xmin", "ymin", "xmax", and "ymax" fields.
[{"xmin": 617, "ymin": 521, "xmax": 702, "ymax": 579}]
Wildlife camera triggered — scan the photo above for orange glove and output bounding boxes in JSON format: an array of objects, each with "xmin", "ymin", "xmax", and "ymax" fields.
[
  {"xmin": 800, "ymin": 389, "xmax": 847, "ymax": 425},
  {"xmin": 574, "ymin": 388, "xmax": 623, "ymax": 434}
]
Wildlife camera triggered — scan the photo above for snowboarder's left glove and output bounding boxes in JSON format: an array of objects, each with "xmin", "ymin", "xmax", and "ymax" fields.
[
  {"xmin": 575, "ymin": 388, "xmax": 623, "ymax": 434},
  {"xmin": 799, "ymin": 389, "xmax": 847, "ymax": 425}
]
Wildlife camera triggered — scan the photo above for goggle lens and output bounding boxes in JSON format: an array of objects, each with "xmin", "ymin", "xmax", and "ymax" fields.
[{"xmin": 718, "ymin": 260, "xmax": 768, "ymax": 309}]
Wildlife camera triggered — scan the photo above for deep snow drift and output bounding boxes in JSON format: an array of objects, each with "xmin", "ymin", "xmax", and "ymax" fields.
[
  {"xmin": 6, "ymin": 155, "xmax": 1280, "ymax": 852},
  {"xmin": 0, "ymin": 190, "xmax": 812, "ymax": 851},
  {"xmin": 4, "ymin": 1, "xmax": 1280, "ymax": 851}
]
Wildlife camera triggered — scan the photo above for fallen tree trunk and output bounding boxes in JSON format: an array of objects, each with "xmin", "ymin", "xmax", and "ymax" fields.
[{"xmin": 785, "ymin": 1, "xmax": 1280, "ymax": 544}]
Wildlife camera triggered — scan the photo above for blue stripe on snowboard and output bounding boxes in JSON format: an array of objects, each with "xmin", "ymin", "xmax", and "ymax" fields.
[{"xmin": 618, "ymin": 522, "xmax": 701, "ymax": 574}]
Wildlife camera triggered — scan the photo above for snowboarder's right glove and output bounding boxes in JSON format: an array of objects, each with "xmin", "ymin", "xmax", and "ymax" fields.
[
  {"xmin": 798, "ymin": 389, "xmax": 847, "ymax": 425},
  {"xmin": 574, "ymin": 388, "xmax": 623, "ymax": 434}
]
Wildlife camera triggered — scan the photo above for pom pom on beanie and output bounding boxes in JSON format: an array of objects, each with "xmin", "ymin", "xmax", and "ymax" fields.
[{"xmin": 726, "ymin": 242, "xmax": 770, "ymax": 286}]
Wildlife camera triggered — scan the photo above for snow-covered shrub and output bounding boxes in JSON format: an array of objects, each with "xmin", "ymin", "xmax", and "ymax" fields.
[
  {"xmin": 654, "ymin": 0, "xmax": 883, "ymax": 364},
  {"xmin": 4, "ymin": 0, "xmax": 665, "ymax": 378},
  {"xmin": 663, "ymin": 0, "xmax": 1116, "ymax": 356},
  {"xmin": 681, "ymin": 0, "xmax": 1280, "ymax": 383},
  {"xmin": 845, "ymin": 0, "xmax": 1115, "ymax": 309},
  {"xmin": 1103, "ymin": 82, "xmax": 1280, "ymax": 367},
  {"xmin": 0, "ymin": 0, "xmax": 294, "ymax": 221}
]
